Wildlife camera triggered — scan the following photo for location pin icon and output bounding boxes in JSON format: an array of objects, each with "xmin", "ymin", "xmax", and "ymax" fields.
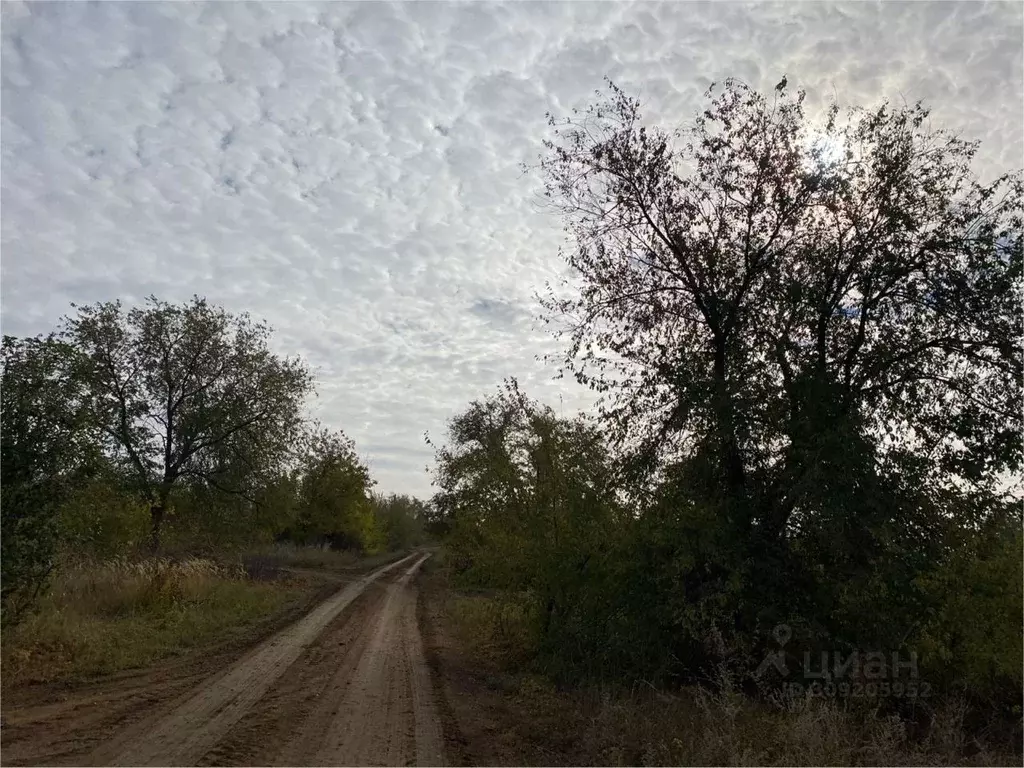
[{"xmin": 773, "ymin": 624, "xmax": 792, "ymax": 647}]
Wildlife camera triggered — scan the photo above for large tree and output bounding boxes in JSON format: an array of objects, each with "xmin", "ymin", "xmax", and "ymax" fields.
[
  {"xmin": 60, "ymin": 296, "xmax": 314, "ymax": 551},
  {"xmin": 538, "ymin": 78, "xmax": 1022, "ymax": 552}
]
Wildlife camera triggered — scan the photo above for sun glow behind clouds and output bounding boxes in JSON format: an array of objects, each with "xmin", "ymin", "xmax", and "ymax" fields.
[
  {"xmin": 812, "ymin": 133, "xmax": 847, "ymax": 163},
  {"xmin": 1, "ymin": 0, "xmax": 1021, "ymax": 497},
  {"xmin": 806, "ymin": 132, "xmax": 848, "ymax": 170}
]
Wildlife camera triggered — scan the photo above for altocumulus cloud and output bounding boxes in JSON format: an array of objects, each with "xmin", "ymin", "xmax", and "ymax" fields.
[{"xmin": 2, "ymin": 1, "xmax": 1021, "ymax": 496}]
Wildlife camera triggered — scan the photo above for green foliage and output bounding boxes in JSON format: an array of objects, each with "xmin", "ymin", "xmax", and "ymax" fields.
[
  {"xmin": 430, "ymin": 80, "xmax": 1021, "ymax": 735},
  {"xmin": 535, "ymin": 76, "xmax": 1021, "ymax": 682},
  {"xmin": 59, "ymin": 295, "xmax": 314, "ymax": 551},
  {"xmin": 460, "ymin": 76, "xmax": 1024, "ymax": 715},
  {"xmin": 431, "ymin": 380, "xmax": 625, "ymax": 676},
  {"xmin": 540, "ymin": 78, "xmax": 1021, "ymax": 508},
  {"xmin": 2, "ymin": 295, "xmax": 377, "ymax": 625},
  {"xmin": 162, "ymin": 469, "xmax": 299, "ymax": 553},
  {"xmin": 371, "ymin": 493, "xmax": 427, "ymax": 551},
  {"xmin": 286, "ymin": 424, "xmax": 380, "ymax": 553},
  {"xmin": 58, "ymin": 472, "xmax": 150, "ymax": 557},
  {"xmin": 1, "ymin": 335, "xmax": 100, "ymax": 626},
  {"xmin": 912, "ymin": 509, "xmax": 1023, "ymax": 708}
]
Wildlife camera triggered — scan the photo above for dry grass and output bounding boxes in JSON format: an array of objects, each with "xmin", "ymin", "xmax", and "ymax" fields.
[
  {"xmin": 446, "ymin": 590, "xmax": 1022, "ymax": 766},
  {"xmin": 450, "ymin": 593, "xmax": 537, "ymax": 669},
  {"xmin": 1, "ymin": 556, "xmax": 304, "ymax": 686}
]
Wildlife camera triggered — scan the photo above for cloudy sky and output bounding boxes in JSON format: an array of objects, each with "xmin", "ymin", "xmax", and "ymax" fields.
[{"xmin": 2, "ymin": 1, "xmax": 1021, "ymax": 497}]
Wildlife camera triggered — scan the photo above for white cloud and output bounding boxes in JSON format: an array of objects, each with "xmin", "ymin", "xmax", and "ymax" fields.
[{"xmin": 3, "ymin": 1, "xmax": 1021, "ymax": 496}]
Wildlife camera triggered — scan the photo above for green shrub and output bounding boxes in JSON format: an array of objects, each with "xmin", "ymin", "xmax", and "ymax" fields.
[
  {"xmin": 59, "ymin": 478, "xmax": 150, "ymax": 557},
  {"xmin": 913, "ymin": 517, "xmax": 1023, "ymax": 712}
]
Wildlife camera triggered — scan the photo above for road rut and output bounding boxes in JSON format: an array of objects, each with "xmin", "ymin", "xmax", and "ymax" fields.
[{"xmin": 76, "ymin": 552, "xmax": 445, "ymax": 767}]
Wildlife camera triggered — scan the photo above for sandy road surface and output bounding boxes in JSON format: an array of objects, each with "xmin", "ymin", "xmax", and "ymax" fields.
[{"xmin": 2, "ymin": 551, "xmax": 446, "ymax": 767}]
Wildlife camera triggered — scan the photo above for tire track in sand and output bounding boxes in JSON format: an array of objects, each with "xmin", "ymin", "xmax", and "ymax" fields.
[
  {"xmin": 97, "ymin": 552, "xmax": 423, "ymax": 767},
  {"xmin": 279, "ymin": 552, "xmax": 442, "ymax": 766}
]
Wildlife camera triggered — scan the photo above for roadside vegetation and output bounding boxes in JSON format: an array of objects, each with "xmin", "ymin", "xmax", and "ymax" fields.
[
  {"xmin": 2, "ymin": 557, "xmax": 299, "ymax": 686},
  {"xmin": 1, "ymin": 298, "xmax": 429, "ymax": 684},
  {"xmin": 440, "ymin": 580, "xmax": 1014, "ymax": 766},
  {"xmin": 428, "ymin": 78, "xmax": 1022, "ymax": 764}
]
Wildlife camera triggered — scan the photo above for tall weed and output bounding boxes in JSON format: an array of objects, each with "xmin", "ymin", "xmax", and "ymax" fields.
[{"xmin": 2, "ymin": 556, "xmax": 298, "ymax": 685}]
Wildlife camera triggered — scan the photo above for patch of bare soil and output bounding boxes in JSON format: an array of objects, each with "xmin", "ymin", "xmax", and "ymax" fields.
[{"xmin": 416, "ymin": 567, "xmax": 573, "ymax": 767}]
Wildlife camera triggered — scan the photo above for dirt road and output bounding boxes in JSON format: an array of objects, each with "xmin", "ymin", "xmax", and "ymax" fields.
[{"xmin": 2, "ymin": 552, "xmax": 447, "ymax": 767}]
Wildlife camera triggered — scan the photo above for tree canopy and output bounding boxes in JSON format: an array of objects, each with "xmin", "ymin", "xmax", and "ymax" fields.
[
  {"xmin": 538, "ymin": 78, "xmax": 1022, "ymax": 537},
  {"xmin": 60, "ymin": 296, "xmax": 314, "ymax": 550},
  {"xmin": 1, "ymin": 335, "xmax": 101, "ymax": 623}
]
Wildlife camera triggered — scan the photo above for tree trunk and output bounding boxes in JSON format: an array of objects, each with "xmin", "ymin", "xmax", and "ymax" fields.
[
  {"xmin": 148, "ymin": 502, "xmax": 164, "ymax": 553},
  {"xmin": 712, "ymin": 341, "xmax": 746, "ymax": 499},
  {"xmin": 148, "ymin": 483, "xmax": 172, "ymax": 553},
  {"xmin": 543, "ymin": 595, "xmax": 556, "ymax": 636}
]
